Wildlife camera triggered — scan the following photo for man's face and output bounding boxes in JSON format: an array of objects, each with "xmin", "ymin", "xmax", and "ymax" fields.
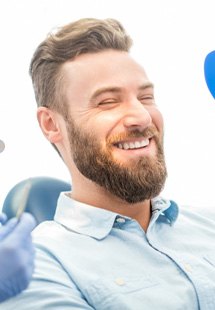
[{"xmin": 62, "ymin": 50, "xmax": 167, "ymax": 203}]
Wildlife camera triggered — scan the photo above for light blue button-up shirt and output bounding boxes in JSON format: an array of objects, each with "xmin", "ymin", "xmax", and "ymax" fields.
[{"xmin": 2, "ymin": 193, "xmax": 215, "ymax": 309}]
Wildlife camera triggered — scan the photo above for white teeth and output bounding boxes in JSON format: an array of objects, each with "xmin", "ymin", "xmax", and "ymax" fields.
[
  {"xmin": 134, "ymin": 141, "xmax": 141, "ymax": 148},
  {"xmin": 123, "ymin": 143, "xmax": 129, "ymax": 150},
  {"xmin": 140, "ymin": 140, "xmax": 149, "ymax": 147},
  {"xmin": 117, "ymin": 139, "xmax": 149, "ymax": 150}
]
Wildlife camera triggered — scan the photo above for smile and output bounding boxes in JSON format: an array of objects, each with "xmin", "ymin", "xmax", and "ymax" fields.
[{"xmin": 115, "ymin": 138, "xmax": 150, "ymax": 150}]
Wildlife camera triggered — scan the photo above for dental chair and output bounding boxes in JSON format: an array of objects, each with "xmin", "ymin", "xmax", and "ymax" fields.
[{"xmin": 2, "ymin": 176, "xmax": 71, "ymax": 225}]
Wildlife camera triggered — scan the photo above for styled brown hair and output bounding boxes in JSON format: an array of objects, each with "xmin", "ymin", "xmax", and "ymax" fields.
[{"xmin": 29, "ymin": 18, "xmax": 133, "ymax": 113}]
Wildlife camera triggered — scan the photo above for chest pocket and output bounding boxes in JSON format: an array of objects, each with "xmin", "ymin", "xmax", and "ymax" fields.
[{"xmin": 84, "ymin": 273, "xmax": 159, "ymax": 310}]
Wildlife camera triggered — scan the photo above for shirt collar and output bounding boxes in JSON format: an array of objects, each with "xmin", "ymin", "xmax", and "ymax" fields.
[
  {"xmin": 54, "ymin": 193, "xmax": 117, "ymax": 240},
  {"xmin": 151, "ymin": 197, "xmax": 179, "ymax": 224},
  {"xmin": 54, "ymin": 192, "xmax": 179, "ymax": 240}
]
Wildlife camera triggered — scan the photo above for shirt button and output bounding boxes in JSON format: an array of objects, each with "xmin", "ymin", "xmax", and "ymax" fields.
[
  {"xmin": 115, "ymin": 278, "xmax": 125, "ymax": 286},
  {"xmin": 116, "ymin": 217, "xmax": 126, "ymax": 223}
]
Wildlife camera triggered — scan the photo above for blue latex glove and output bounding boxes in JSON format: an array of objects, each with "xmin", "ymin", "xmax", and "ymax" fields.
[
  {"xmin": 0, "ymin": 213, "xmax": 36, "ymax": 302},
  {"xmin": 0, "ymin": 213, "xmax": 7, "ymax": 225}
]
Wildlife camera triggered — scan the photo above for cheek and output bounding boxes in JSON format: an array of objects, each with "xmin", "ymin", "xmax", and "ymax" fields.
[
  {"xmin": 85, "ymin": 112, "xmax": 122, "ymax": 139},
  {"xmin": 150, "ymin": 107, "xmax": 164, "ymax": 133}
]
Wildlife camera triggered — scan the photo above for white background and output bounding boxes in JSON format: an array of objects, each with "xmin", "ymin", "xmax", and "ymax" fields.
[{"xmin": 0, "ymin": 0, "xmax": 215, "ymax": 211}]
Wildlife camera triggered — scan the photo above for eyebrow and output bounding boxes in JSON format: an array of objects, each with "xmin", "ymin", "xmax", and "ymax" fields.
[
  {"xmin": 90, "ymin": 82, "xmax": 154, "ymax": 102},
  {"xmin": 138, "ymin": 82, "xmax": 154, "ymax": 91}
]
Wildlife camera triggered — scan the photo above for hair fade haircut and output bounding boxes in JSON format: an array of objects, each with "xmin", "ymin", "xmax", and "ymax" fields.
[{"xmin": 29, "ymin": 18, "xmax": 133, "ymax": 114}]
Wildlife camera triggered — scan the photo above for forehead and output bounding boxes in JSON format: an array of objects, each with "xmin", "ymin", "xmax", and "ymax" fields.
[{"xmin": 61, "ymin": 50, "xmax": 151, "ymax": 101}]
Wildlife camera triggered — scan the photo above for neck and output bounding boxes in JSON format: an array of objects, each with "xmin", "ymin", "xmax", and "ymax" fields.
[{"xmin": 71, "ymin": 175, "xmax": 151, "ymax": 232}]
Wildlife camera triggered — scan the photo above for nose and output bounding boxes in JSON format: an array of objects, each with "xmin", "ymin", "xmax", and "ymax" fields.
[{"xmin": 122, "ymin": 101, "xmax": 152, "ymax": 131}]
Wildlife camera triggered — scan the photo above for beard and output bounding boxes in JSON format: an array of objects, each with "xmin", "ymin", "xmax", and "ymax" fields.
[{"xmin": 66, "ymin": 117, "xmax": 167, "ymax": 204}]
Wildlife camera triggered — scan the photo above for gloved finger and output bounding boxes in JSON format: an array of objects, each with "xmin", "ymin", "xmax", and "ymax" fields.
[
  {"xmin": 0, "ymin": 218, "xmax": 18, "ymax": 240},
  {"xmin": 0, "ymin": 213, "xmax": 7, "ymax": 225},
  {"xmin": 12, "ymin": 212, "xmax": 36, "ymax": 239}
]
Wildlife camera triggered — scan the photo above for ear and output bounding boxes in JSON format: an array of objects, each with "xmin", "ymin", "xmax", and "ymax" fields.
[{"xmin": 37, "ymin": 107, "xmax": 63, "ymax": 143}]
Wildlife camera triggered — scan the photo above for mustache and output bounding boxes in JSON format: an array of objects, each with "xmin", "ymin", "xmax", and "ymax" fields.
[{"xmin": 107, "ymin": 125, "xmax": 159, "ymax": 145}]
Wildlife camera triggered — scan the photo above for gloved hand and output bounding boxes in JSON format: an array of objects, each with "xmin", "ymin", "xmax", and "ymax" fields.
[
  {"xmin": 0, "ymin": 213, "xmax": 36, "ymax": 302},
  {"xmin": 0, "ymin": 213, "xmax": 7, "ymax": 225}
]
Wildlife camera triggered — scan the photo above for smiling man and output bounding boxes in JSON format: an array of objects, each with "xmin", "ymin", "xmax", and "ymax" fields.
[
  {"xmin": 2, "ymin": 18, "xmax": 215, "ymax": 309},
  {"xmin": 56, "ymin": 49, "xmax": 167, "ymax": 229}
]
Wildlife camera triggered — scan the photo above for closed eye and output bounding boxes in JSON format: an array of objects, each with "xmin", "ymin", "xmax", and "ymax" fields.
[
  {"xmin": 98, "ymin": 99, "xmax": 118, "ymax": 106},
  {"xmin": 139, "ymin": 95, "xmax": 155, "ymax": 105}
]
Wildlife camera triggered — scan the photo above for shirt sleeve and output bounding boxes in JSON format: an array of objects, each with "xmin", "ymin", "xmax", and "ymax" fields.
[{"xmin": 1, "ymin": 245, "xmax": 94, "ymax": 309}]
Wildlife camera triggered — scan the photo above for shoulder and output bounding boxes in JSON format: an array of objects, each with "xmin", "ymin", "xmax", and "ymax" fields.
[
  {"xmin": 32, "ymin": 220, "xmax": 64, "ymax": 239},
  {"xmin": 179, "ymin": 204, "xmax": 215, "ymax": 221},
  {"xmin": 174, "ymin": 204, "xmax": 215, "ymax": 238},
  {"xmin": 32, "ymin": 220, "xmax": 90, "ymax": 264}
]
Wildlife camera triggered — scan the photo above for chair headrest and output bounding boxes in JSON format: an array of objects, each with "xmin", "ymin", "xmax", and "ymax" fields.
[{"xmin": 2, "ymin": 176, "xmax": 71, "ymax": 224}]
